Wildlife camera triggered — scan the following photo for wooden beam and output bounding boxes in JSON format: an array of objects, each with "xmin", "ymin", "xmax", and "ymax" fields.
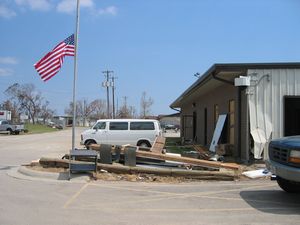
[
  {"xmin": 38, "ymin": 157, "xmax": 235, "ymax": 180},
  {"xmin": 89, "ymin": 144, "xmax": 241, "ymax": 172}
]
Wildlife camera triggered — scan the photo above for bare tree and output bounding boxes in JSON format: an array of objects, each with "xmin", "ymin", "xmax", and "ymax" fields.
[
  {"xmin": 65, "ymin": 99, "xmax": 107, "ymax": 125},
  {"xmin": 89, "ymin": 99, "xmax": 106, "ymax": 119},
  {"xmin": 40, "ymin": 101, "xmax": 55, "ymax": 124},
  {"xmin": 5, "ymin": 83, "xmax": 43, "ymax": 124},
  {"xmin": 118, "ymin": 96, "xmax": 136, "ymax": 118},
  {"xmin": 64, "ymin": 101, "xmax": 80, "ymax": 117},
  {"xmin": 140, "ymin": 91, "xmax": 154, "ymax": 118}
]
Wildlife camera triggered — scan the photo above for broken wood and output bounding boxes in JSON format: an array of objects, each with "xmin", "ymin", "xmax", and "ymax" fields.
[
  {"xmin": 90, "ymin": 144, "xmax": 241, "ymax": 173},
  {"xmin": 150, "ymin": 136, "xmax": 166, "ymax": 153},
  {"xmin": 191, "ymin": 145, "xmax": 210, "ymax": 160},
  {"xmin": 38, "ymin": 157, "xmax": 235, "ymax": 180}
]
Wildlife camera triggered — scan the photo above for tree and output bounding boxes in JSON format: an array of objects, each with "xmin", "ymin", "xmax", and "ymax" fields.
[
  {"xmin": 65, "ymin": 99, "xmax": 107, "ymax": 125},
  {"xmin": 5, "ymin": 83, "xmax": 43, "ymax": 124},
  {"xmin": 118, "ymin": 96, "xmax": 136, "ymax": 118},
  {"xmin": 77, "ymin": 99, "xmax": 99, "ymax": 126},
  {"xmin": 40, "ymin": 101, "xmax": 55, "ymax": 124},
  {"xmin": 65, "ymin": 101, "xmax": 80, "ymax": 117},
  {"xmin": 140, "ymin": 91, "xmax": 154, "ymax": 118},
  {"xmin": 89, "ymin": 99, "xmax": 106, "ymax": 119}
]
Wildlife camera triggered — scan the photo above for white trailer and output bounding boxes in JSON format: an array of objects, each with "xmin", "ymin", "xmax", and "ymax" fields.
[{"xmin": 0, "ymin": 110, "xmax": 11, "ymax": 120}]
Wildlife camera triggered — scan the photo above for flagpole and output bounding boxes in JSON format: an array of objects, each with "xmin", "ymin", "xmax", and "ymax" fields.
[{"xmin": 69, "ymin": 0, "xmax": 80, "ymax": 180}]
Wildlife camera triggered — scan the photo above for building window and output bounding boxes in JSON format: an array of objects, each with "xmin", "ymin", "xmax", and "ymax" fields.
[
  {"xmin": 214, "ymin": 104, "xmax": 219, "ymax": 126},
  {"xmin": 229, "ymin": 100, "xmax": 235, "ymax": 145}
]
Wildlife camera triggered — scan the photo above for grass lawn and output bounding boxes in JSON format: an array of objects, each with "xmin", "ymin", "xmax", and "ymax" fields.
[
  {"xmin": 165, "ymin": 137, "xmax": 194, "ymax": 154},
  {"xmin": 25, "ymin": 123, "xmax": 62, "ymax": 134}
]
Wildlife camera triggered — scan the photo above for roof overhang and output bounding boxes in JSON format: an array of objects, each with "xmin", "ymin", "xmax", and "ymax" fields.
[{"xmin": 170, "ymin": 62, "xmax": 300, "ymax": 109}]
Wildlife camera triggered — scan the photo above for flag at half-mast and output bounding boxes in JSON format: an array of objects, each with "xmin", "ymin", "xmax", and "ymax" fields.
[{"xmin": 34, "ymin": 34, "xmax": 75, "ymax": 82}]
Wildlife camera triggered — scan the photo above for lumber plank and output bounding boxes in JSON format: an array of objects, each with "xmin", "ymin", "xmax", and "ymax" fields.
[
  {"xmin": 38, "ymin": 157, "xmax": 235, "ymax": 179},
  {"xmin": 150, "ymin": 136, "xmax": 166, "ymax": 153},
  {"xmin": 90, "ymin": 144, "xmax": 240, "ymax": 172}
]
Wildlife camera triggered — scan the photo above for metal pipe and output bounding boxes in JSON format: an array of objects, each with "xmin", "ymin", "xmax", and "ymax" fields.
[{"xmin": 70, "ymin": 0, "xmax": 80, "ymax": 180}]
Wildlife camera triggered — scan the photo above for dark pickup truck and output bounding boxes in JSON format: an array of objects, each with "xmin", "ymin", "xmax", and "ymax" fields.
[{"xmin": 266, "ymin": 136, "xmax": 300, "ymax": 192}]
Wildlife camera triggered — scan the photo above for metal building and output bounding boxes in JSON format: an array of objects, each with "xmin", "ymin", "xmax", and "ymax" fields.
[{"xmin": 170, "ymin": 63, "xmax": 300, "ymax": 162}]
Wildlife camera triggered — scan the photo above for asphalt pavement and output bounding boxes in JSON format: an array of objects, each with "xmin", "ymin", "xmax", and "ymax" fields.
[{"xmin": 0, "ymin": 128, "xmax": 300, "ymax": 225}]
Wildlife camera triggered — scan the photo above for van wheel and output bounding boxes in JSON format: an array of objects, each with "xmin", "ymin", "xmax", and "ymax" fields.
[
  {"xmin": 137, "ymin": 140, "xmax": 151, "ymax": 148},
  {"xmin": 85, "ymin": 140, "xmax": 96, "ymax": 150},
  {"xmin": 277, "ymin": 176, "xmax": 300, "ymax": 193}
]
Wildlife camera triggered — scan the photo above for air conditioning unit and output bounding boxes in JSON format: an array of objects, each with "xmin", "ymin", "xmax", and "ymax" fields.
[{"xmin": 234, "ymin": 76, "xmax": 250, "ymax": 86}]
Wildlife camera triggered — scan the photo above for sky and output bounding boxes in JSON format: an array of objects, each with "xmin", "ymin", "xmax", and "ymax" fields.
[{"xmin": 1, "ymin": 0, "xmax": 300, "ymax": 116}]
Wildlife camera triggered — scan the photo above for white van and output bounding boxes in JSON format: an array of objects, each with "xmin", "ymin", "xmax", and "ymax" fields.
[{"xmin": 80, "ymin": 119, "xmax": 162, "ymax": 148}]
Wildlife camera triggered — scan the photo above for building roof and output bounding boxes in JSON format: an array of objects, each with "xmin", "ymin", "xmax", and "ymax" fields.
[{"xmin": 170, "ymin": 62, "xmax": 300, "ymax": 109}]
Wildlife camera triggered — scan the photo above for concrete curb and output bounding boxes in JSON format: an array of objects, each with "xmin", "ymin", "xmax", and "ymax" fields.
[{"xmin": 7, "ymin": 166, "xmax": 91, "ymax": 183}]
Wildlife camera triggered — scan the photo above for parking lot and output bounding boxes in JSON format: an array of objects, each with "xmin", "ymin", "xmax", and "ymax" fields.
[{"xmin": 0, "ymin": 129, "xmax": 300, "ymax": 224}]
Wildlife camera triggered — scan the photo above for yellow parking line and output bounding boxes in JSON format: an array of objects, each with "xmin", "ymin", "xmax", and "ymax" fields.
[{"xmin": 63, "ymin": 183, "xmax": 89, "ymax": 209}]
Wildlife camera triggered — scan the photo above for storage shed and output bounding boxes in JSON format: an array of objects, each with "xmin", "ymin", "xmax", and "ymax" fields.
[{"xmin": 170, "ymin": 63, "xmax": 300, "ymax": 162}]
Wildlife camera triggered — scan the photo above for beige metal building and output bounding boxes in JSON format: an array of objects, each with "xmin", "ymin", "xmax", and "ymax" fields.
[{"xmin": 170, "ymin": 63, "xmax": 300, "ymax": 162}]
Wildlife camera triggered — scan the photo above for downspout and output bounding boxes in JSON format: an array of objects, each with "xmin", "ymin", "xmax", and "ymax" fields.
[{"xmin": 170, "ymin": 106, "xmax": 182, "ymax": 143}]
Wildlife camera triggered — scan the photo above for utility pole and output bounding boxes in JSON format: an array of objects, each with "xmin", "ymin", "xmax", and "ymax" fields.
[
  {"xmin": 123, "ymin": 96, "xmax": 128, "ymax": 117},
  {"xmin": 111, "ymin": 75, "xmax": 117, "ymax": 119},
  {"xmin": 102, "ymin": 70, "xmax": 113, "ymax": 118}
]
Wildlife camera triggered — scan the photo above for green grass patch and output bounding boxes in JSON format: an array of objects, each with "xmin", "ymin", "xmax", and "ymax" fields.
[
  {"xmin": 165, "ymin": 137, "xmax": 194, "ymax": 154},
  {"xmin": 25, "ymin": 123, "xmax": 61, "ymax": 134}
]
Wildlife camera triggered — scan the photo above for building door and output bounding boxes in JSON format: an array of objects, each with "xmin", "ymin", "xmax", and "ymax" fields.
[
  {"xmin": 284, "ymin": 96, "xmax": 300, "ymax": 136},
  {"xmin": 182, "ymin": 115, "xmax": 193, "ymax": 142}
]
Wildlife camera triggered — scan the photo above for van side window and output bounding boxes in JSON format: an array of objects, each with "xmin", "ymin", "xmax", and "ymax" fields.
[
  {"xmin": 130, "ymin": 122, "xmax": 154, "ymax": 130},
  {"xmin": 93, "ymin": 122, "xmax": 106, "ymax": 130},
  {"xmin": 109, "ymin": 122, "xmax": 128, "ymax": 130}
]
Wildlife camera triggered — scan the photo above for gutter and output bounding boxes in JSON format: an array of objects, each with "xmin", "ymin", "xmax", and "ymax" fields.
[
  {"xmin": 212, "ymin": 72, "xmax": 235, "ymax": 85},
  {"xmin": 170, "ymin": 107, "xmax": 181, "ymax": 113}
]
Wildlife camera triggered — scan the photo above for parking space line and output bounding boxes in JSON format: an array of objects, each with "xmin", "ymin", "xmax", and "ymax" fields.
[
  {"xmin": 63, "ymin": 183, "xmax": 89, "ymax": 209},
  {"xmin": 62, "ymin": 182, "xmax": 298, "ymax": 213},
  {"xmin": 66, "ymin": 205, "xmax": 297, "ymax": 213},
  {"xmin": 84, "ymin": 183, "xmax": 277, "ymax": 207},
  {"xmin": 90, "ymin": 182, "xmax": 276, "ymax": 198}
]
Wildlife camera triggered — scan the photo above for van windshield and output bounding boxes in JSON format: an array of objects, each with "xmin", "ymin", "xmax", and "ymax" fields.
[{"xmin": 93, "ymin": 122, "xmax": 106, "ymax": 130}]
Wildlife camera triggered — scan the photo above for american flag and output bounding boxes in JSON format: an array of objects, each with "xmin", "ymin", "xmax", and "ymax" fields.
[{"xmin": 34, "ymin": 34, "xmax": 75, "ymax": 82}]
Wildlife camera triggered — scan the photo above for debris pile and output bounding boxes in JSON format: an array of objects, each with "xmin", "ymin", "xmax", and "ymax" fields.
[{"xmin": 36, "ymin": 140, "xmax": 241, "ymax": 181}]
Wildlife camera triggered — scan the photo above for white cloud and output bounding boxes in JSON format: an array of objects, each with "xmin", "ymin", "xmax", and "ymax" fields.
[
  {"xmin": 0, "ymin": 5, "xmax": 17, "ymax": 19},
  {"xmin": 97, "ymin": 6, "xmax": 117, "ymax": 16},
  {"xmin": 0, "ymin": 57, "xmax": 18, "ymax": 65},
  {"xmin": 57, "ymin": 0, "xmax": 94, "ymax": 14},
  {"xmin": 0, "ymin": 68, "xmax": 14, "ymax": 77},
  {"xmin": 56, "ymin": 0, "xmax": 117, "ymax": 17},
  {"xmin": 15, "ymin": 0, "xmax": 51, "ymax": 11}
]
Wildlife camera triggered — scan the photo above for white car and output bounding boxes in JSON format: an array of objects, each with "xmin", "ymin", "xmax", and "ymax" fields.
[{"xmin": 80, "ymin": 119, "xmax": 162, "ymax": 148}]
